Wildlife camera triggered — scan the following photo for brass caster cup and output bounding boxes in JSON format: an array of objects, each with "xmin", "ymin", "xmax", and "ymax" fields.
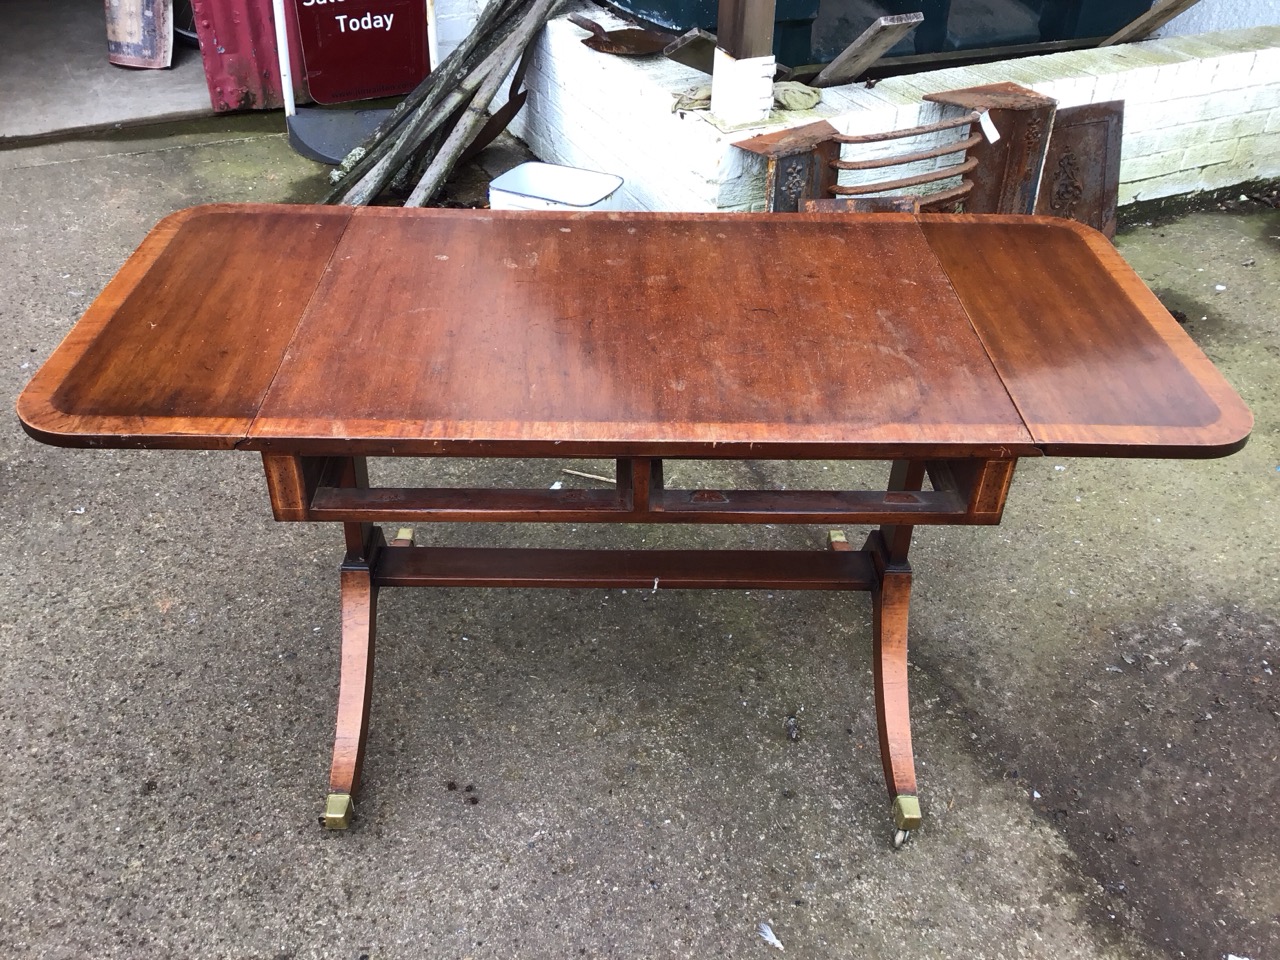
[
  {"xmin": 892, "ymin": 794, "xmax": 922, "ymax": 831},
  {"xmin": 324, "ymin": 792, "xmax": 354, "ymax": 830}
]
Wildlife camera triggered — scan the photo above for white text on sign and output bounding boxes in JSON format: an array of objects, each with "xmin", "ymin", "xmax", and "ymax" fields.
[
  {"xmin": 336, "ymin": 12, "xmax": 395, "ymax": 31},
  {"xmin": 299, "ymin": 0, "xmax": 398, "ymax": 34}
]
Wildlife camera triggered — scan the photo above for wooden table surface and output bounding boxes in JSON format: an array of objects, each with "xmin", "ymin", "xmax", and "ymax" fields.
[{"xmin": 18, "ymin": 204, "xmax": 1251, "ymax": 460}]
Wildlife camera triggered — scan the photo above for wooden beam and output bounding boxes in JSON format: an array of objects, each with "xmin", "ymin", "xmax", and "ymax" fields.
[
  {"xmin": 375, "ymin": 546, "xmax": 878, "ymax": 591},
  {"xmin": 735, "ymin": 119, "xmax": 839, "ymax": 158},
  {"xmin": 664, "ymin": 27, "xmax": 718, "ymax": 75},
  {"xmin": 1101, "ymin": 0, "xmax": 1205, "ymax": 46},
  {"xmin": 812, "ymin": 13, "xmax": 924, "ymax": 89},
  {"xmin": 716, "ymin": 0, "xmax": 775, "ymax": 60}
]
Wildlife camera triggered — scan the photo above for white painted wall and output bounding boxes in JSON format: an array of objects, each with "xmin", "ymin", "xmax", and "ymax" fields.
[
  {"xmin": 1159, "ymin": 0, "xmax": 1278, "ymax": 39},
  {"xmin": 436, "ymin": 0, "xmax": 485, "ymax": 61},
  {"xmin": 505, "ymin": 19, "xmax": 1280, "ymax": 211}
]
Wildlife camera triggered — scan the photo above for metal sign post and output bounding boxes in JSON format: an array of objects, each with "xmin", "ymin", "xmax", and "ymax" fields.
[{"xmin": 272, "ymin": 0, "xmax": 433, "ymax": 163}]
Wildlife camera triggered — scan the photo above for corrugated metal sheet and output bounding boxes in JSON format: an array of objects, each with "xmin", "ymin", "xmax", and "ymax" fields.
[{"xmin": 192, "ymin": 0, "xmax": 306, "ymax": 111}]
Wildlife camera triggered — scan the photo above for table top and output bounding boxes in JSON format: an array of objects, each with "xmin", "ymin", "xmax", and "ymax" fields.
[{"xmin": 18, "ymin": 204, "xmax": 1251, "ymax": 460}]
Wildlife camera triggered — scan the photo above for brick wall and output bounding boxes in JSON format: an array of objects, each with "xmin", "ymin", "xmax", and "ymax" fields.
[
  {"xmin": 436, "ymin": 0, "xmax": 485, "ymax": 62},
  {"xmin": 863, "ymin": 27, "xmax": 1280, "ymax": 205}
]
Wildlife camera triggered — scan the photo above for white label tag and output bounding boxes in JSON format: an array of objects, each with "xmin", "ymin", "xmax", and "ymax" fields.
[{"xmin": 978, "ymin": 109, "xmax": 1001, "ymax": 143}]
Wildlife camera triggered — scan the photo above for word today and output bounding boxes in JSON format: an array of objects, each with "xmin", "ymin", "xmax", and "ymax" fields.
[
  {"xmin": 335, "ymin": 11, "xmax": 395, "ymax": 32},
  {"xmin": 299, "ymin": 0, "xmax": 397, "ymax": 33}
]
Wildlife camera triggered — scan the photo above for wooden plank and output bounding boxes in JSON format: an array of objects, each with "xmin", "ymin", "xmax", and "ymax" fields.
[
  {"xmin": 735, "ymin": 119, "xmax": 838, "ymax": 158},
  {"xmin": 1101, "ymin": 0, "xmax": 1206, "ymax": 46},
  {"xmin": 374, "ymin": 546, "xmax": 877, "ymax": 590},
  {"xmin": 307, "ymin": 484, "xmax": 972, "ymax": 524},
  {"xmin": 247, "ymin": 208, "xmax": 1032, "ymax": 457},
  {"xmin": 17, "ymin": 205, "xmax": 352, "ymax": 449},
  {"xmin": 664, "ymin": 28, "xmax": 718, "ymax": 75},
  {"xmin": 812, "ymin": 13, "xmax": 923, "ymax": 89},
  {"xmin": 920, "ymin": 216, "xmax": 1253, "ymax": 457}
]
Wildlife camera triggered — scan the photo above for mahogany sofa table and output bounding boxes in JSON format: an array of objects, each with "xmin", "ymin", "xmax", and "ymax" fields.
[{"xmin": 18, "ymin": 204, "xmax": 1251, "ymax": 845}]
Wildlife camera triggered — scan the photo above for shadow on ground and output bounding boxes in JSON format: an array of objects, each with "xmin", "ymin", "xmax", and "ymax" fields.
[{"xmin": 929, "ymin": 602, "xmax": 1278, "ymax": 957}]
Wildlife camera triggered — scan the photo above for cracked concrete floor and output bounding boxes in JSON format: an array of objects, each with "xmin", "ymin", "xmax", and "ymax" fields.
[{"xmin": 1, "ymin": 117, "xmax": 1276, "ymax": 959}]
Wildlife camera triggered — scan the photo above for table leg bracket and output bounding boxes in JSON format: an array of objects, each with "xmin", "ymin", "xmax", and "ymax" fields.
[{"xmin": 307, "ymin": 456, "xmax": 972, "ymax": 841}]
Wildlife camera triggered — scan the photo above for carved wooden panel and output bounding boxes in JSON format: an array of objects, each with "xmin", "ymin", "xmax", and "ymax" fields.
[{"xmin": 1035, "ymin": 101, "xmax": 1124, "ymax": 238}]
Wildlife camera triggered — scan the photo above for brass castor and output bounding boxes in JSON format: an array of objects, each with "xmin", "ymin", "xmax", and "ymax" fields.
[
  {"xmin": 891, "ymin": 794, "xmax": 921, "ymax": 849},
  {"xmin": 324, "ymin": 792, "xmax": 355, "ymax": 830}
]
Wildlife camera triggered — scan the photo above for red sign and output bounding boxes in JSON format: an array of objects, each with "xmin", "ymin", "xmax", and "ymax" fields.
[{"xmin": 293, "ymin": 0, "xmax": 430, "ymax": 105}]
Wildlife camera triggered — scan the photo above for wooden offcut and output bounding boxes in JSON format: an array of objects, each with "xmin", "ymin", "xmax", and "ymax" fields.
[
  {"xmin": 664, "ymin": 27, "xmax": 718, "ymax": 75},
  {"xmin": 1102, "ymin": 0, "xmax": 1206, "ymax": 46},
  {"xmin": 812, "ymin": 13, "xmax": 924, "ymax": 88}
]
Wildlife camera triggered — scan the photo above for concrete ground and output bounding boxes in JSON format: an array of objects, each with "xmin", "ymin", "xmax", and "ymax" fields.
[
  {"xmin": 1, "ymin": 116, "xmax": 1276, "ymax": 960},
  {"xmin": 0, "ymin": 0, "xmax": 211, "ymax": 143}
]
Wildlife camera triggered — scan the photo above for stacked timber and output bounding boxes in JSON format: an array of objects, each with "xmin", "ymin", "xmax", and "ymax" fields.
[{"xmin": 324, "ymin": 0, "xmax": 562, "ymax": 206}]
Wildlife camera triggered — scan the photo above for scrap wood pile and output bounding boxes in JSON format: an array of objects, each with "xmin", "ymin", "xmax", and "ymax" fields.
[{"xmin": 324, "ymin": 0, "xmax": 563, "ymax": 207}]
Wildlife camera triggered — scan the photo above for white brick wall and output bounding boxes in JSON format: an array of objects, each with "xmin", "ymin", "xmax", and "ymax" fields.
[
  {"xmin": 486, "ymin": 14, "xmax": 1280, "ymax": 210},
  {"xmin": 851, "ymin": 26, "xmax": 1280, "ymax": 206},
  {"xmin": 436, "ymin": 0, "xmax": 486, "ymax": 61}
]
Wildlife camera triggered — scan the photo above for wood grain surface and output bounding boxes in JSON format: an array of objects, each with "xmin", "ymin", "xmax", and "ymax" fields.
[
  {"xmin": 17, "ymin": 205, "xmax": 1251, "ymax": 460},
  {"xmin": 921, "ymin": 216, "xmax": 1252, "ymax": 457},
  {"xmin": 18, "ymin": 205, "xmax": 352, "ymax": 449},
  {"xmin": 248, "ymin": 208, "xmax": 1030, "ymax": 456}
]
